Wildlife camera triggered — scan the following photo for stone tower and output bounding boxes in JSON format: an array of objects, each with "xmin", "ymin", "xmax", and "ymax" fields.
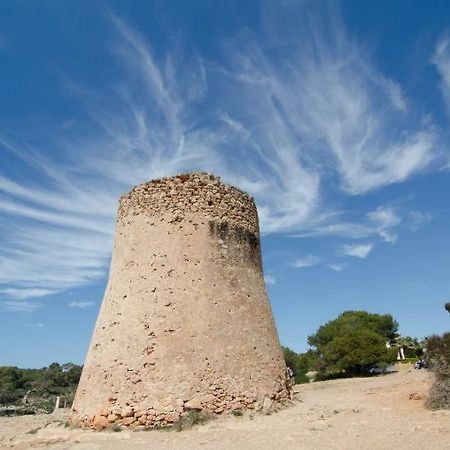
[{"xmin": 71, "ymin": 172, "xmax": 290, "ymax": 429}]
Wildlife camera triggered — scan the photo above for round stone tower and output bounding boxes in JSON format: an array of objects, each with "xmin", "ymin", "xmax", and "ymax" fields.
[{"xmin": 71, "ymin": 172, "xmax": 291, "ymax": 429}]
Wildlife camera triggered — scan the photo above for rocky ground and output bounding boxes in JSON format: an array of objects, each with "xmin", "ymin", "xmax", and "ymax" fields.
[{"xmin": 0, "ymin": 367, "xmax": 449, "ymax": 450}]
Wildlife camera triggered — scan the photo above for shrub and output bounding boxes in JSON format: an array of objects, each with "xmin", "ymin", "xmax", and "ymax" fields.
[
  {"xmin": 397, "ymin": 357, "xmax": 419, "ymax": 364},
  {"xmin": 426, "ymin": 333, "xmax": 450, "ymax": 409},
  {"xmin": 173, "ymin": 410, "xmax": 213, "ymax": 431},
  {"xmin": 0, "ymin": 390, "xmax": 20, "ymax": 405},
  {"xmin": 293, "ymin": 371, "xmax": 310, "ymax": 384},
  {"xmin": 282, "ymin": 347, "xmax": 313, "ymax": 384},
  {"xmin": 314, "ymin": 371, "xmax": 350, "ymax": 382}
]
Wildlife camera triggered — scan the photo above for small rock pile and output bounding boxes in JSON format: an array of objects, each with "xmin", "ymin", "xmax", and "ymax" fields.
[
  {"xmin": 74, "ymin": 374, "xmax": 291, "ymax": 430},
  {"xmin": 84, "ymin": 389, "xmax": 288, "ymax": 431}
]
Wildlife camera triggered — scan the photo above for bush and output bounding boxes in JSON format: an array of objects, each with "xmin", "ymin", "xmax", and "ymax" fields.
[
  {"xmin": 427, "ymin": 378, "xmax": 450, "ymax": 410},
  {"xmin": 293, "ymin": 371, "xmax": 310, "ymax": 384},
  {"xmin": 426, "ymin": 333, "xmax": 450, "ymax": 409},
  {"xmin": 173, "ymin": 410, "xmax": 213, "ymax": 431},
  {"xmin": 282, "ymin": 347, "xmax": 315, "ymax": 384},
  {"xmin": 0, "ymin": 390, "xmax": 20, "ymax": 405},
  {"xmin": 314, "ymin": 371, "xmax": 350, "ymax": 382},
  {"xmin": 397, "ymin": 357, "xmax": 419, "ymax": 364}
]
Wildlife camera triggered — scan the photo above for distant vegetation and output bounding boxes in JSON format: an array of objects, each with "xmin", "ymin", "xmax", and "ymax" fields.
[
  {"xmin": 283, "ymin": 310, "xmax": 429, "ymax": 383},
  {"xmin": 0, "ymin": 363, "xmax": 81, "ymax": 414}
]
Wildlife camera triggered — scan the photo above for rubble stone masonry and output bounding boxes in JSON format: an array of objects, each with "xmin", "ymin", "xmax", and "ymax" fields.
[{"xmin": 70, "ymin": 172, "xmax": 291, "ymax": 430}]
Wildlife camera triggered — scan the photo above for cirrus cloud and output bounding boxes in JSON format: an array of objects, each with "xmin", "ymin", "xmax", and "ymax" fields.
[
  {"xmin": 340, "ymin": 243, "xmax": 374, "ymax": 259},
  {"xmin": 0, "ymin": 3, "xmax": 443, "ymax": 306},
  {"xmin": 68, "ymin": 301, "xmax": 95, "ymax": 309},
  {"xmin": 293, "ymin": 255, "xmax": 321, "ymax": 269}
]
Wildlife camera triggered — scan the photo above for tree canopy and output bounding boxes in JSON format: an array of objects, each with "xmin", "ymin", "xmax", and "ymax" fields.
[{"xmin": 307, "ymin": 311, "xmax": 398, "ymax": 375}]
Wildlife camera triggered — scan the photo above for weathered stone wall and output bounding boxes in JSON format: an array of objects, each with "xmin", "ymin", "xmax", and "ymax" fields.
[{"xmin": 70, "ymin": 172, "xmax": 291, "ymax": 430}]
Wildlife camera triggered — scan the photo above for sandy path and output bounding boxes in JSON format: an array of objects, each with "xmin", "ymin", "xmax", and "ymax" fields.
[{"xmin": 1, "ymin": 368, "xmax": 449, "ymax": 450}]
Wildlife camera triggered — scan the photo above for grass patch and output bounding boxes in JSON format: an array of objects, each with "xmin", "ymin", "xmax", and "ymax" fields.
[
  {"xmin": 150, "ymin": 424, "xmax": 174, "ymax": 432},
  {"xmin": 397, "ymin": 357, "xmax": 419, "ymax": 364},
  {"xmin": 173, "ymin": 410, "xmax": 213, "ymax": 432}
]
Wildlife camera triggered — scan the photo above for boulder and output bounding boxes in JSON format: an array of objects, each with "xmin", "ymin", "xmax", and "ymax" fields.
[
  {"xmin": 121, "ymin": 416, "xmax": 136, "ymax": 426},
  {"xmin": 92, "ymin": 415, "xmax": 108, "ymax": 430},
  {"xmin": 121, "ymin": 406, "xmax": 134, "ymax": 417}
]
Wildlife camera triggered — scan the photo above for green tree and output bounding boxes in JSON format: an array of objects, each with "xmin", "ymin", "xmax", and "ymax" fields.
[
  {"xmin": 0, "ymin": 367, "xmax": 23, "ymax": 391},
  {"xmin": 65, "ymin": 364, "xmax": 82, "ymax": 385},
  {"xmin": 395, "ymin": 336, "xmax": 425, "ymax": 358},
  {"xmin": 282, "ymin": 347, "xmax": 310, "ymax": 384},
  {"xmin": 308, "ymin": 311, "xmax": 398, "ymax": 375},
  {"xmin": 0, "ymin": 367, "xmax": 24, "ymax": 404}
]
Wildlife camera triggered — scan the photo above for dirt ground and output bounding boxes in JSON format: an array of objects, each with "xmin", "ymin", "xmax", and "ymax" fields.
[{"xmin": 1, "ymin": 367, "xmax": 449, "ymax": 450}]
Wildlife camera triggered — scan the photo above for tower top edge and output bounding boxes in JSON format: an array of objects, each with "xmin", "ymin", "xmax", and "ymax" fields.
[
  {"xmin": 118, "ymin": 172, "xmax": 259, "ymax": 233},
  {"xmin": 126, "ymin": 172, "xmax": 252, "ymax": 199}
]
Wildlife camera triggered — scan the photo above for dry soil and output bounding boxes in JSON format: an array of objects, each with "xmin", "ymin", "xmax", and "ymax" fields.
[{"xmin": 1, "ymin": 367, "xmax": 449, "ymax": 450}]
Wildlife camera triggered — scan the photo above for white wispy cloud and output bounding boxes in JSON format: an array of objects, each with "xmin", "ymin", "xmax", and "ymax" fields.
[
  {"xmin": 220, "ymin": 6, "xmax": 439, "ymax": 197},
  {"xmin": 408, "ymin": 211, "xmax": 433, "ymax": 232},
  {"xmin": 293, "ymin": 255, "xmax": 321, "ymax": 269},
  {"xmin": 0, "ymin": 288, "xmax": 59, "ymax": 300},
  {"xmin": 293, "ymin": 204, "xmax": 403, "ymax": 243},
  {"xmin": 341, "ymin": 243, "xmax": 373, "ymax": 259},
  {"xmin": 0, "ymin": 223, "xmax": 111, "ymax": 290},
  {"xmin": 432, "ymin": 34, "xmax": 450, "ymax": 168},
  {"xmin": 23, "ymin": 322, "xmax": 45, "ymax": 328},
  {"xmin": 68, "ymin": 301, "xmax": 95, "ymax": 309},
  {"xmin": 328, "ymin": 263, "xmax": 346, "ymax": 272},
  {"xmin": 433, "ymin": 35, "xmax": 450, "ymax": 112},
  {"xmin": 0, "ymin": 4, "xmax": 442, "ymax": 305},
  {"xmin": 0, "ymin": 301, "xmax": 41, "ymax": 313},
  {"xmin": 264, "ymin": 275, "xmax": 277, "ymax": 286},
  {"xmin": 366, "ymin": 206, "xmax": 402, "ymax": 243}
]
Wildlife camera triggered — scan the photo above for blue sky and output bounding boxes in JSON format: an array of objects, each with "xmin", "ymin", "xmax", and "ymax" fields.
[{"xmin": 0, "ymin": 0, "xmax": 449, "ymax": 368}]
